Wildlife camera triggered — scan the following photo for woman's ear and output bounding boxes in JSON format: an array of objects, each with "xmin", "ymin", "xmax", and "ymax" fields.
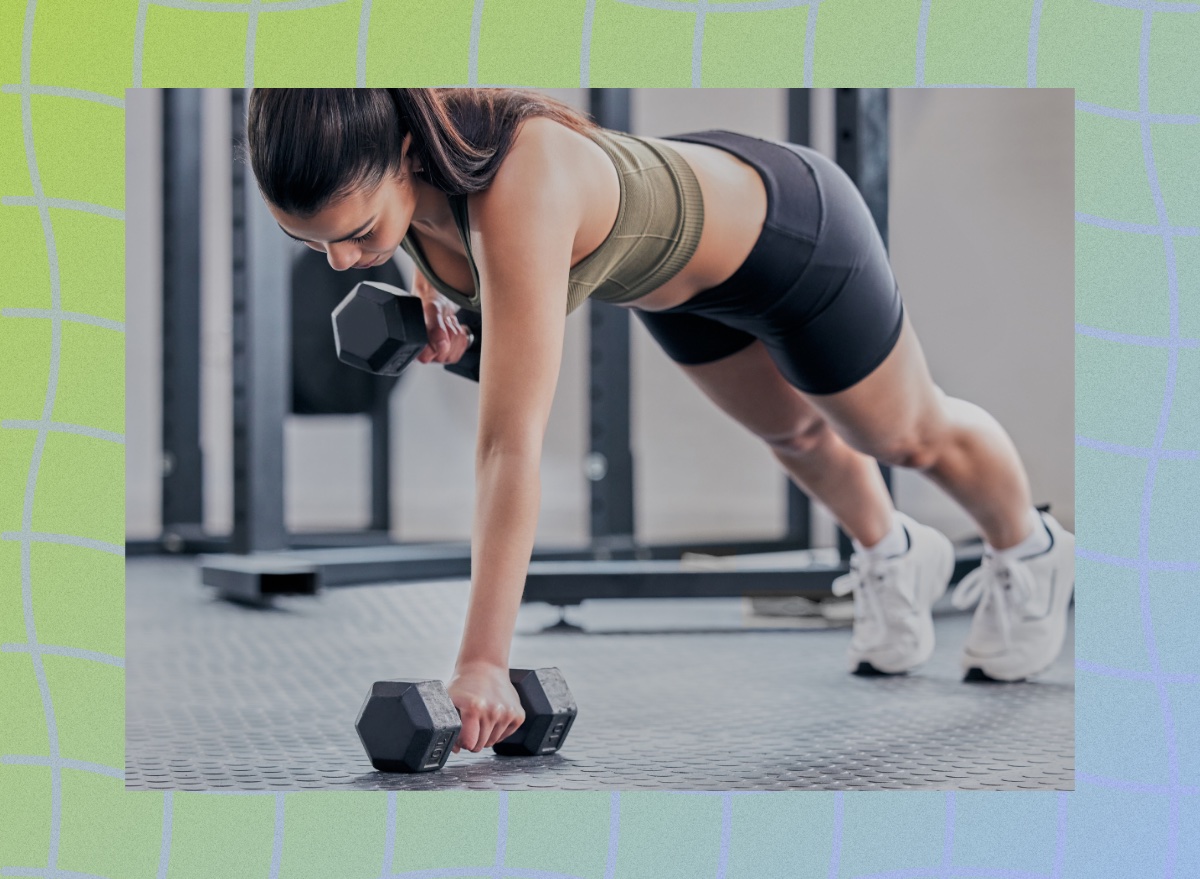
[{"xmin": 400, "ymin": 132, "xmax": 422, "ymax": 173}]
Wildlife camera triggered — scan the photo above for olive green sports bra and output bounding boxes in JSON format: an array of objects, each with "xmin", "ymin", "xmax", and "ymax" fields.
[{"xmin": 397, "ymin": 127, "xmax": 705, "ymax": 316}]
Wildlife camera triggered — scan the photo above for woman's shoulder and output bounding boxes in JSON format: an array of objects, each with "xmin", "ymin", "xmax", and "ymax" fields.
[
  {"xmin": 506, "ymin": 115, "xmax": 595, "ymax": 172},
  {"xmin": 466, "ymin": 116, "xmax": 591, "ymax": 223},
  {"xmin": 454, "ymin": 118, "xmax": 592, "ymax": 304}
]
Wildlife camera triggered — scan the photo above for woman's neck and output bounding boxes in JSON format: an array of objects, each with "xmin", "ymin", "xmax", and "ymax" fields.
[{"xmin": 409, "ymin": 174, "xmax": 455, "ymax": 234}]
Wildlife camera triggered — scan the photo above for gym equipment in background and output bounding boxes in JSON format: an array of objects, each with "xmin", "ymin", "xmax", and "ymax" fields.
[{"xmin": 178, "ymin": 88, "xmax": 987, "ymax": 612}]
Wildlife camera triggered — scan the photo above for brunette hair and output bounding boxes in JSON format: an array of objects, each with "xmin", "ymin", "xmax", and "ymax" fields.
[{"xmin": 244, "ymin": 88, "xmax": 600, "ymax": 217}]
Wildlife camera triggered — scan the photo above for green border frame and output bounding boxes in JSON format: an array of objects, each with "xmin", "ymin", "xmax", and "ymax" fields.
[{"xmin": 2, "ymin": 1, "xmax": 1198, "ymax": 876}]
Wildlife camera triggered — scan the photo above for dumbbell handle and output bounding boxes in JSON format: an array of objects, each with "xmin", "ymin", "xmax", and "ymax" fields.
[
  {"xmin": 450, "ymin": 667, "xmax": 575, "ymax": 756},
  {"xmin": 357, "ymin": 667, "xmax": 575, "ymax": 774},
  {"xmin": 442, "ymin": 328, "xmax": 480, "ymax": 382},
  {"xmin": 411, "ymin": 304, "xmax": 481, "ymax": 371},
  {"xmin": 443, "ymin": 306, "xmax": 482, "ymax": 382},
  {"xmin": 332, "ymin": 282, "xmax": 481, "ymax": 381}
]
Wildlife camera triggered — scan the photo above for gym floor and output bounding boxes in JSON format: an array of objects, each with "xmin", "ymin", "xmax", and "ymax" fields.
[{"xmin": 126, "ymin": 554, "xmax": 1074, "ymax": 792}]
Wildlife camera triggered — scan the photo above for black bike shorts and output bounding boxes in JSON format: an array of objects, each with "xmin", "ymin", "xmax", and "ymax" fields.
[{"xmin": 635, "ymin": 129, "xmax": 904, "ymax": 396}]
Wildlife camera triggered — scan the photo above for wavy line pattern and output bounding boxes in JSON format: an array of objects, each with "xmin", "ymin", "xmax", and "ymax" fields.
[{"xmin": 0, "ymin": 0, "xmax": 1196, "ymax": 876}]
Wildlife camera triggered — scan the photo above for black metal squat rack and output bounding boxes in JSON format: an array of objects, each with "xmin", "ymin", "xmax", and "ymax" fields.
[{"xmin": 132, "ymin": 88, "xmax": 985, "ymax": 605}]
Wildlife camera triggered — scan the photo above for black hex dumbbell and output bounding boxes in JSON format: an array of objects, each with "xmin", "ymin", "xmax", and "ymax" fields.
[
  {"xmin": 355, "ymin": 667, "xmax": 577, "ymax": 773},
  {"xmin": 331, "ymin": 280, "xmax": 482, "ymax": 381}
]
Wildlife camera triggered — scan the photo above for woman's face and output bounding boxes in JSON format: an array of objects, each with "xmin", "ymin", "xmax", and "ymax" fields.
[{"xmin": 268, "ymin": 136, "xmax": 421, "ymax": 272}]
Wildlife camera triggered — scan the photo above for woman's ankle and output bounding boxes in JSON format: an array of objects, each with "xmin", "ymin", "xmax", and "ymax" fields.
[{"xmin": 986, "ymin": 508, "xmax": 1049, "ymax": 558}]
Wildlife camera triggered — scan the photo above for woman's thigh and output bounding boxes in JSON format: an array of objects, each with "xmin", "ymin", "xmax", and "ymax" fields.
[
  {"xmin": 671, "ymin": 339, "xmax": 829, "ymax": 449},
  {"xmin": 801, "ymin": 310, "xmax": 949, "ymax": 467},
  {"xmin": 647, "ymin": 309, "xmax": 950, "ymax": 470}
]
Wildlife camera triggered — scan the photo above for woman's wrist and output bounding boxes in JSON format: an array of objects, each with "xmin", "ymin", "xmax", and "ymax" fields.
[{"xmin": 453, "ymin": 653, "xmax": 510, "ymax": 675}]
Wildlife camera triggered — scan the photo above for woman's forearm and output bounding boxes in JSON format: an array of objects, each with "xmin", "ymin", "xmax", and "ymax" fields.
[{"xmin": 455, "ymin": 447, "xmax": 542, "ymax": 671}]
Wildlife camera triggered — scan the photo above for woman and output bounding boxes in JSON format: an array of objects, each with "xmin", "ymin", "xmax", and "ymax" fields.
[{"xmin": 246, "ymin": 88, "xmax": 1074, "ymax": 756}]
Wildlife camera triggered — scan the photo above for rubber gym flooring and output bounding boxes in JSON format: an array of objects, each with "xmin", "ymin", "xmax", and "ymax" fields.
[{"xmin": 126, "ymin": 554, "xmax": 1074, "ymax": 791}]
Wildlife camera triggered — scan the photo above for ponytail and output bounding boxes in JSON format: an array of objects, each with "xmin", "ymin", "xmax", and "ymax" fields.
[{"xmin": 245, "ymin": 88, "xmax": 599, "ymax": 217}]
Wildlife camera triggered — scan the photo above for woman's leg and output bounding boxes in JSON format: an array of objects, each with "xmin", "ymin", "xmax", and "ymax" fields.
[
  {"xmin": 673, "ymin": 339, "xmax": 897, "ymax": 548},
  {"xmin": 802, "ymin": 309, "xmax": 1036, "ymax": 550},
  {"xmin": 637, "ymin": 132, "xmax": 1034, "ymax": 550},
  {"xmin": 675, "ymin": 332, "xmax": 961, "ymax": 676}
]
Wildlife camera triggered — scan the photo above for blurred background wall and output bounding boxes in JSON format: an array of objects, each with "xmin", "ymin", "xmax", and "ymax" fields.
[{"xmin": 126, "ymin": 88, "xmax": 1073, "ymax": 546}]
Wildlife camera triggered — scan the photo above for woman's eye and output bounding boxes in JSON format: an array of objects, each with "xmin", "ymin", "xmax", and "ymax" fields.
[{"xmin": 350, "ymin": 231, "xmax": 374, "ymax": 244}]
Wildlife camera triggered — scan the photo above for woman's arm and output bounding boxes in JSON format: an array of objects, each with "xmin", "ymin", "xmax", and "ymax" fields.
[{"xmin": 446, "ymin": 119, "xmax": 581, "ymax": 752}]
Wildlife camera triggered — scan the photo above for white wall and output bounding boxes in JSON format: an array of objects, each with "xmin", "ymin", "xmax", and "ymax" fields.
[
  {"xmin": 125, "ymin": 88, "xmax": 1073, "ymax": 546},
  {"xmin": 887, "ymin": 88, "xmax": 1074, "ymax": 540}
]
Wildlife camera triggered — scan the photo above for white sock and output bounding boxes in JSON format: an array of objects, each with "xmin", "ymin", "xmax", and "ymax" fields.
[
  {"xmin": 854, "ymin": 514, "xmax": 908, "ymax": 560},
  {"xmin": 988, "ymin": 509, "xmax": 1051, "ymax": 560}
]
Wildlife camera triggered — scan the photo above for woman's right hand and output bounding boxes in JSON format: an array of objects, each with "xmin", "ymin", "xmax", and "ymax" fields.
[
  {"xmin": 413, "ymin": 273, "xmax": 473, "ymax": 367},
  {"xmin": 446, "ymin": 661, "xmax": 525, "ymax": 753}
]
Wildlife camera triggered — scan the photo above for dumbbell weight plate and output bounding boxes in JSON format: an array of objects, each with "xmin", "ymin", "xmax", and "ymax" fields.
[
  {"xmin": 493, "ymin": 667, "xmax": 578, "ymax": 757},
  {"xmin": 332, "ymin": 281, "xmax": 429, "ymax": 376},
  {"xmin": 355, "ymin": 679, "xmax": 461, "ymax": 773}
]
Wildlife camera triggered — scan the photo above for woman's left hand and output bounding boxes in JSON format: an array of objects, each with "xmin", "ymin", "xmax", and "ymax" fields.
[{"xmin": 414, "ymin": 294, "xmax": 474, "ymax": 367}]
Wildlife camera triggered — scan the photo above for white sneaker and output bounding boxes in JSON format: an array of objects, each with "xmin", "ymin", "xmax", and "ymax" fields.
[
  {"xmin": 832, "ymin": 512, "xmax": 955, "ymax": 675},
  {"xmin": 951, "ymin": 511, "xmax": 1075, "ymax": 682}
]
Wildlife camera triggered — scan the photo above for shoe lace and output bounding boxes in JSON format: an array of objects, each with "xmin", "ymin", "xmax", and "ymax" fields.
[
  {"xmin": 831, "ymin": 554, "xmax": 916, "ymax": 651},
  {"xmin": 950, "ymin": 552, "xmax": 1037, "ymax": 650}
]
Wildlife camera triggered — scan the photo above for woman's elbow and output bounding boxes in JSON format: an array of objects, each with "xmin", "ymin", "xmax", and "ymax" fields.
[{"xmin": 475, "ymin": 430, "xmax": 543, "ymax": 465}]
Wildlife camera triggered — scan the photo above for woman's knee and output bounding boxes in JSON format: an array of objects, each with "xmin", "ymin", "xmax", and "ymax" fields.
[
  {"xmin": 829, "ymin": 381, "xmax": 953, "ymax": 471},
  {"xmin": 764, "ymin": 414, "xmax": 836, "ymax": 459},
  {"xmin": 854, "ymin": 421, "xmax": 948, "ymax": 471}
]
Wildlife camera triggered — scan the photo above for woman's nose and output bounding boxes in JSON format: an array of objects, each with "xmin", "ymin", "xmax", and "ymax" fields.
[{"xmin": 326, "ymin": 243, "xmax": 361, "ymax": 272}]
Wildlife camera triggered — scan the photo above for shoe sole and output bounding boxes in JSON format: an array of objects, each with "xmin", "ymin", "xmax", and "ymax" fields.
[
  {"xmin": 964, "ymin": 651, "xmax": 1060, "ymax": 684},
  {"xmin": 853, "ymin": 661, "xmax": 906, "ymax": 677},
  {"xmin": 964, "ymin": 666, "xmax": 1025, "ymax": 683}
]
